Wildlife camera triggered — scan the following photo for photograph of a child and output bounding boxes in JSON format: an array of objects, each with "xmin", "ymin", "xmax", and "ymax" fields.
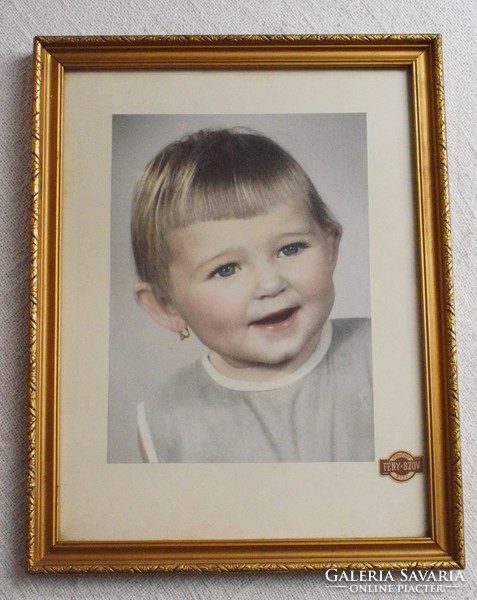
[{"xmin": 108, "ymin": 114, "xmax": 374, "ymax": 464}]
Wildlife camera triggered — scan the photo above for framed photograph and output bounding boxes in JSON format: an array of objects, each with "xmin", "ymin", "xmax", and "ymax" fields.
[{"xmin": 29, "ymin": 34, "xmax": 464, "ymax": 571}]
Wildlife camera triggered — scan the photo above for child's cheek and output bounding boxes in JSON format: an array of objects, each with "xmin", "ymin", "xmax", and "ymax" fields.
[{"xmin": 194, "ymin": 290, "xmax": 238, "ymax": 322}]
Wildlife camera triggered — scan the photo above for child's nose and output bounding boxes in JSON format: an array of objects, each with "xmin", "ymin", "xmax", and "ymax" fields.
[{"xmin": 254, "ymin": 265, "xmax": 287, "ymax": 299}]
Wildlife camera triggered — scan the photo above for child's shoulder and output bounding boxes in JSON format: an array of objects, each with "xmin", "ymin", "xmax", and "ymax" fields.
[
  {"xmin": 145, "ymin": 358, "xmax": 211, "ymax": 416},
  {"xmin": 330, "ymin": 317, "xmax": 371, "ymax": 350},
  {"xmin": 165, "ymin": 359, "xmax": 204, "ymax": 389},
  {"xmin": 331, "ymin": 316, "xmax": 370, "ymax": 334}
]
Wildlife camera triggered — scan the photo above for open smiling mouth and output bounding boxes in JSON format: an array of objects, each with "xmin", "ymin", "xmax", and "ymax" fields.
[{"xmin": 250, "ymin": 307, "xmax": 299, "ymax": 329}]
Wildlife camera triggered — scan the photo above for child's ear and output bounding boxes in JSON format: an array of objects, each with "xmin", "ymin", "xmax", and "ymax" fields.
[
  {"xmin": 134, "ymin": 282, "xmax": 186, "ymax": 333},
  {"xmin": 326, "ymin": 229, "xmax": 342, "ymax": 272}
]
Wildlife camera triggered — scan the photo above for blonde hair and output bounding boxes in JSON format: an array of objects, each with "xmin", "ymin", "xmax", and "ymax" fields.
[{"xmin": 131, "ymin": 127, "xmax": 341, "ymax": 290}]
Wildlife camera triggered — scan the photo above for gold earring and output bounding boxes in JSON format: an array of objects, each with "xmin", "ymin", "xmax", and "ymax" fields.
[{"xmin": 179, "ymin": 326, "xmax": 190, "ymax": 341}]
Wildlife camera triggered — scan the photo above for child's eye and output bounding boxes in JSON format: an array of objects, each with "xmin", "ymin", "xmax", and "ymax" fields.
[
  {"xmin": 210, "ymin": 263, "xmax": 238, "ymax": 279},
  {"xmin": 278, "ymin": 242, "xmax": 308, "ymax": 257}
]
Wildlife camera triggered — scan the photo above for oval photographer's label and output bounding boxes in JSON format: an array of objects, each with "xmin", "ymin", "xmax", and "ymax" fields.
[{"xmin": 379, "ymin": 451, "xmax": 424, "ymax": 482}]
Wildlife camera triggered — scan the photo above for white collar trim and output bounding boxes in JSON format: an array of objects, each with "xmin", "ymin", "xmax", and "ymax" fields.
[{"xmin": 201, "ymin": 320, "xmax": 332, "ymax": 391}]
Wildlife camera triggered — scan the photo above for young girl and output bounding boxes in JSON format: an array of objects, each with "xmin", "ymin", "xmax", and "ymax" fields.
[{"xmin": 132, "ymin": 128, "xmax": 374, "ymax": 463}]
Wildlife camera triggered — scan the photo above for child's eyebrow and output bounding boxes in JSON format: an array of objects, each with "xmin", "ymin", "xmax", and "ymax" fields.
[
  {"xmin": 276, "ymin": 227, "xmax": 317, "ymax": 238},
  {"xmin": 193, "ymin": 247, "xmax": 243, "ymax": 272}
]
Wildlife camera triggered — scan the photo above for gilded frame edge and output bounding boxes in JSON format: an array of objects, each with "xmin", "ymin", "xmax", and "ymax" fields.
[{"xmin": 28, "ymin": 34, "xmax": 464, "ymax": 573}]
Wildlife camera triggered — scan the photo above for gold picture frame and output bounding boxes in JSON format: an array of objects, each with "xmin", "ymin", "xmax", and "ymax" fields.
[{"xmin": 29, "ymin": 34, "xmax": 464, "ymax": 572}]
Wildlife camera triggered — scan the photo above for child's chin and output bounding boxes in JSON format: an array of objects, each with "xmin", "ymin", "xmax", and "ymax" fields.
[
  {"xmin": 256, "ymin": 350, "xmax": 300, "ymax": 368},
  {"xmin": 231, "ymin": 353, "xmax": 295, "ymax": 370}
]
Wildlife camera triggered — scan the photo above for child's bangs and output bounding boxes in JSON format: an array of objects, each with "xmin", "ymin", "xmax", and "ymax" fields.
[
  {"xmin": 133, "ymin": 128, "xmax": 342, "ymax": 288},
  {"xmin": 164, "ymin": 165, "xmax": 312, "ymax": 229}
]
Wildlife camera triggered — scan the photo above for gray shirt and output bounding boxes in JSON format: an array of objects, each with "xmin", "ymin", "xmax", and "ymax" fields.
[{"xmin": 138, "ymin": 318, "xmax": 374, "ymax": 463}]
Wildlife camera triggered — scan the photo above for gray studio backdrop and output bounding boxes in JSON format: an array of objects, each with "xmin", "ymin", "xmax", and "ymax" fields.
[{"xmin": 108, "ymin": 113, "xmax": 370, "ymax": 463}]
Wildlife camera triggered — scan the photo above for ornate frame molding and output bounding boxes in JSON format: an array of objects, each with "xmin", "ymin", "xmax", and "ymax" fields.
[{"xmin": 28, "ymin": 34, "xmax": 463, "ymax": 572}]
